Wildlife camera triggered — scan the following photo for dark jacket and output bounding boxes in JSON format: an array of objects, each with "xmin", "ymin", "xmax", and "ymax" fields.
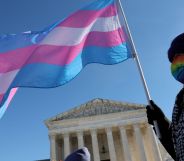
[{"xmin": 147, "ymin": 88, "xmax": 184, "ymax": 161}]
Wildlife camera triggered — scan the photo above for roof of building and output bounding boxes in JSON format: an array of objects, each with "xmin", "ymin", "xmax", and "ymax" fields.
[{"xmin": 45, "ymin": 98, "xmax": 146, "ymax": 122}]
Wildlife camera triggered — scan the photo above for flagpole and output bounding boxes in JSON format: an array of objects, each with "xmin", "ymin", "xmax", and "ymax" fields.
[{"xmin": 116, "ymin": 0, "xmax": 161, "ymax": 138}]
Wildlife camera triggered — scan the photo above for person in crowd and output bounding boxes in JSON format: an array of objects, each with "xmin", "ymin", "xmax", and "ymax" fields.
[
  {"xmin": 64, "ymin": 147, "xmax": 90, "ymax": 161},
  {"xmin": 147, "ymin": 33, "xmax": 184, "ymax": 161}
]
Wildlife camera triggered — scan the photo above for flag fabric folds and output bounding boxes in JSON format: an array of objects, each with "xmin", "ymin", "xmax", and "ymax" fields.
[{"xmin": 0, "ymin": 0, "xmax": 132, "ymax": 118}]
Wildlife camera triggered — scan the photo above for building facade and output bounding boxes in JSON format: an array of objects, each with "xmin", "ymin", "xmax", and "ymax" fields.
[{"xmin": 45, "ymin": 98, "xmax": 173, "ymax": 161}]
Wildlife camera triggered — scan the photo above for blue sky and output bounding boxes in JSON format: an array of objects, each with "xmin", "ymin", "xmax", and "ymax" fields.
[{"xmin": 0, "ymin": 0, "xmax": 184, "ymax": 160}]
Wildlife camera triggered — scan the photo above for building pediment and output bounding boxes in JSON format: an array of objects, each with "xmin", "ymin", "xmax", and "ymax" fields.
[{"xmin": 46, "ymin": 98, "xmax": 145, "ymax": 122}]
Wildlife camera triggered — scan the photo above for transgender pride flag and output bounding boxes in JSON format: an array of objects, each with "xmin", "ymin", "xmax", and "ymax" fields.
[{"xmin": 0, "ymin": 0, "xmax": 132, "ymax": 118}]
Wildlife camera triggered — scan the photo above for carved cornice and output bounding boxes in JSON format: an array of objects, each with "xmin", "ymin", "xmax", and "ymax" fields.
[{"xmin": 45, "ymin": 98, "xmax": 145, "ymax": 123}]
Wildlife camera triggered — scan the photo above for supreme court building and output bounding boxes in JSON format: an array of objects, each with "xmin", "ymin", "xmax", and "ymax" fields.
[{"xmin": 45, "ymin": 98, "xmax": 173, "ymax": 161}]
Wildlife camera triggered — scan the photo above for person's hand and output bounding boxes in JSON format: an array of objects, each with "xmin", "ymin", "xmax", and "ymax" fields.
[{"xmin": 146, "ymin": 100, "xmax": 165, "ymax": 125}]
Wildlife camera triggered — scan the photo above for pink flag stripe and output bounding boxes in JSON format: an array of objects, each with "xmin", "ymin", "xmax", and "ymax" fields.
[
  {"xmin": 58, "ymin": 4, "xmax": 117, "ymax": 28},
  {"xmin": 0, "ymin": 28, "xmax": 125, "ymax": 73},
  {"xmin": 0, "ymin": 88, "xmax": 18, "ymax": 112},
  {"xmin": 0, "ymin": 88, "xmax": 18, "ymax": 118},
  {"xmin": 40, "ymin": 15, "xmax": 121, "ymax": 46},
  {"xmin": 0, "ymin": 94, "xmax": 3, "ymax": 102},
  {"xmin": 6, "ymin": 88, "xmax": 18, "ymax": 105}
]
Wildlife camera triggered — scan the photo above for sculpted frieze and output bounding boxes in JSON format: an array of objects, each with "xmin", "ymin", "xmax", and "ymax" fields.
[{"xmin": 53, "ymin": 99, "xmax": 145, "ymax": 121}]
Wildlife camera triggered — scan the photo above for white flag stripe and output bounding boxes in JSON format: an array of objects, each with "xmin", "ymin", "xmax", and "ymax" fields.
[
  {"xmin": 40, "ymin": 15, "xmax": 121, "ymax": 46},
  {"xmin": 0, "ymin": 70, "xmax": 19, "ymax": 94}
]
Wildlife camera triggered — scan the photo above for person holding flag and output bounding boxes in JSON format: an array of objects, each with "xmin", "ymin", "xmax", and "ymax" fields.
[{"xmin": 147, "ymin": 33, "xmax": 184, "ymax": 161}]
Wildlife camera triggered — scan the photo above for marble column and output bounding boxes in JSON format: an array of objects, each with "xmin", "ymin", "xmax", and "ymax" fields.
[
  {"xmin": 49, "ymin": 134, "xmax": 57, "ymax": 161},
  {"xmin": 64, "ymin": 133, "xmax": 70, "ymax": 159},
  {"xmin": 106, "ymin": 128, "xmax": 117, "ymax": 161},
  {"xmin": 77, "ymin": 131, "xmax": 84, "ymax": 148},
  {"xmin": 119, "ymin": 126, "xmax": 132, "ymax": 161},
  {"xmin": 57, "ymin": 142, "xmax": 64, "ymax": 161},
  {"xmin": 90, "ymin": 129, "xmax": 100, "ymax": 161},
  {"xmin": 147, "ymin": 125, "xmax": 163, "ymax": 161},
  {"xmin": 133, "ymin": 124, "xmax": 147, "ymax": 161}
]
